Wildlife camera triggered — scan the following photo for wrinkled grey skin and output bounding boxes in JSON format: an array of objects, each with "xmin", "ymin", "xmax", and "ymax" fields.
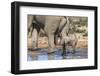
[{"xmin": 28, "ymin": 15, "xmax": 67, "ymax": 53}]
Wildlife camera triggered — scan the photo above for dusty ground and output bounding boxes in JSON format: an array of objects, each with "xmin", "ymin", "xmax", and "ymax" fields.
[{"xmin": 28, "ymin": 36, "xmax": 88, "ymax": 49}]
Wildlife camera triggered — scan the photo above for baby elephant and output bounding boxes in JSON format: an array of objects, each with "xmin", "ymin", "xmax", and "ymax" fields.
[{"xmin": 61, "ymin": 33, "xmax": 78, "ymax": 55}]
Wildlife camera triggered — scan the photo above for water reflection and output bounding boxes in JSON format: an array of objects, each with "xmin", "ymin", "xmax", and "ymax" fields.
[{"xmin": 27, "ymin": 48, "xmax": 88, "ymax": 61}]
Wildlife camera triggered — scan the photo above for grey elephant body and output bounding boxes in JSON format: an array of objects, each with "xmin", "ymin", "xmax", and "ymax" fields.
[{"xmin": 28, "ymin": 15, "xmax": 67, "ymax": 53}]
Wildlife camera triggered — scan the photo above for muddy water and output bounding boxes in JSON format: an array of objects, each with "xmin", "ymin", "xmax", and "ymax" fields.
[{"xmin": 27, "ymin": 48, "xmax": 88, "ymax": 61}]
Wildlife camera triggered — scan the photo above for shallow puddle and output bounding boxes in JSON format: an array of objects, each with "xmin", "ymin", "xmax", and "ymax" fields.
[{"xmin": 27, "ymin": 48, "xmax": 88, "ymax": 61}]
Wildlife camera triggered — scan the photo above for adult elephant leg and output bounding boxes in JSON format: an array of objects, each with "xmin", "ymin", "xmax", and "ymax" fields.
[
  {"xmin": 32, "ymin": 28, "xmax": 38, "ymax": 49},
  {"xmin": 54, "ymin": 35, "xmax": 61, "ymax": 45},
  {"xmin": 48, "ymin": 34, "xmax": 55, "ymax": 53},
  {"xmin": 28, "ymin": 15, "xmax": 34, "ymax": 37},
  {"xmin": 54, "ymin": 35, "xmax": 58, "ymax": 45},
  {"xmin": 28, "ymin": 24, "xmax": 33, "ymax": 38}
]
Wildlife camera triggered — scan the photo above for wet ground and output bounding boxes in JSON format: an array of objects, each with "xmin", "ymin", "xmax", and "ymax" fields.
[{"xmin": 27, "ymin": 48, "xmax": 88, "ymax": 61}]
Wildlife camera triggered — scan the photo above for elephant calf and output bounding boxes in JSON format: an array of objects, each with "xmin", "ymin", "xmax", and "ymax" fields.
[
  {"xmin": 62, "ymin": 34, "xmax": 78, "ymax": 53},
  {"xmin": 60, "ymin": 17, "xmax": 79, "ymax": 54}
]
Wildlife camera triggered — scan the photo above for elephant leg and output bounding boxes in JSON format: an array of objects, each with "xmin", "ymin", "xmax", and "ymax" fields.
[
  {"xmin": 62, "ymin": 43, "xmax": 68, "ymax": 56},
  {"xmin": 32, "ymin": 28, "xmax": 38, "ymax": 49},
  {"xmin": 28, "ymin": 24, "xmax": 33, "ymax": 38},
  {"xmin": 48, "ymin": 34, "xmax": 55, "ymax": 53},
  {"xmin": 72, "ymin": 41, "xmax": 77, "ymax": 54},
  {"xmin": 54, "ymin": 35, "xmax": 59, "ymax": 45},
  {"xmin": 28, "ymin": 15, "xmax": 34, "ymax": 37},
  {"xmin": 72, "ymin": 48, "xmax": 76, "ymax": 54},
  {"xmin": 55, "ymin": 35, "xmax": 61, "ymax": 45}
]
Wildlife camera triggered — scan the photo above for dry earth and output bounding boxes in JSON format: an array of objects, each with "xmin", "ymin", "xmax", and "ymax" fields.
[{"xmin": 28, "ymin": 36, "xmax": 88, "ymax": 49}]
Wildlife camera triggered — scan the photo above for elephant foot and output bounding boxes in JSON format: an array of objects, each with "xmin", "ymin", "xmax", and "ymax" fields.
[
  {"xmin": 72, "ymin": 50, "xmax": 76, "ymax": 54},
  {"xmin": 32, "ymin": 41, "xmax": 38, "ymax": 49},
  {"xmin": 47, "ymin": 50, "xmax": 56, "ymax": 54},
  {"xmin": 47, "ymin": 50, "xmax": 55, "ymax": 54},
  {"xmin": 61, "ymin": 50, "xmax": 67, "ymax": 56}
]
